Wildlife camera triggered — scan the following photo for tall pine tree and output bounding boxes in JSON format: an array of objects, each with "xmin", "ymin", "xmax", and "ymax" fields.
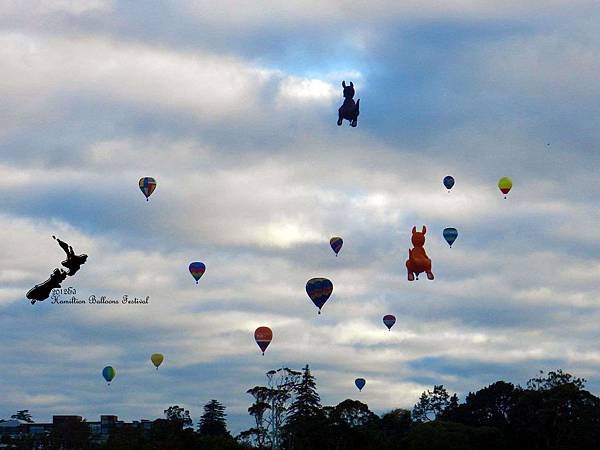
[
  {"xmin": 288, "ymin": 364, "xmax": 322, "ymax": 423},
  {"xmin": 198, "ymin": 400, "xmax": 229, "ymax": 437},
  {"xmin": 285, "ymin": 365, "xmax": 325, "ymax": 449}
]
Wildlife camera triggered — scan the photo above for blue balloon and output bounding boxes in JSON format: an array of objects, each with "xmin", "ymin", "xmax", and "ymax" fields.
[
  {"xmin": 102, "ymin": 366, "xmax": 116, "ymax": 384},
  {"xmin": 443, "ymin": 228, "xmax": 458, "ymax": 247},
  {"xmin": 443, "ymin": 176, "xmax": 455, "ymax": 191},
  {"xmin": 355, "ymin": 378, "xmax": 366, "ymax": 391}
]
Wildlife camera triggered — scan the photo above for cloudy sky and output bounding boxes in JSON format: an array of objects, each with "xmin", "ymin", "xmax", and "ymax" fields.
[{"xmin": 1, "ymin": 0, "xmax": 600, "ymax": 433}]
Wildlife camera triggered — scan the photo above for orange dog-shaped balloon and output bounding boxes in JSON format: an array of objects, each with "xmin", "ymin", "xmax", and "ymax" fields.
[{"xmin": 406, "ymin": 226, "xmax": 434, "ymax": 281}]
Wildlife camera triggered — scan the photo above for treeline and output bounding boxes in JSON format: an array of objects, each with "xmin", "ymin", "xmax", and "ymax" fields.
[
  {"xmin": 3, "ymin": 367, "xmax": 600, "ymax": 449},
  {"xmin": 239, "ymin": 366, "xmax": 600, "ymax": 450}
]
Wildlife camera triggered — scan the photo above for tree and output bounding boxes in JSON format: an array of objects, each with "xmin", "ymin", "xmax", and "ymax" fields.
[
  {"xmin": 199, "ymin": 400, "xmax": 229, "ymax": 437},
  {"xmin": 445, "ymin": 381, "xmax": 515, "ymax": 429},
  {"xmin": 11, "ymin": 410, "xmax": 33, "ymax": 423},
  {"xmin": 285, "ymin": 365, "xmax": 325, "ymax": 450},
  {"xmin": 333, "ymin": 399, "xmax": 378, "ymax": 429},
  {"xmin": 326, "ymin": 400, "xmax": 381, "ymax": 450},
  {"xmin": 403, "ymin": 421, "xmax": 504, "ymax": 450},
  {"xmin": 288, "ymin": 365, "xmax": 322, "ymax": 423},
  {"xmin": 265, "ymin": 367, "xmax": 302, "ymax": 449},
  {"xmin": 509, "ymin": 370, "xmax": 600, "ymax": 450},
  {"xmin": 526, "ymin": 369, "xmax": 586, "ymax": 391},
  {"xmin": 106, "ymin": 427, "xmax": 151, "ymax": 450},
  {"xmin": 242, "ymin": 386, "xmax": 272, "ymax": 449},
  {"xmin": 412, "ymin": 385, "xmax": 454, "ymax": 422},
  {"xmin": 380, "ymin": 408, "xmax": 412, "ymax": 445},
  {"xmin": 164, "ymin": 405, "xmax": 192, "ymax": 428},
  {"xmin": 48, "ymin": 417, "xmax": 91, "ymax": 450},
  {"xmin": 151, "ymin": 418, "xmax": 197, "ymax": 450},
  {"xmin": 241, "ymin": 367, "xmax": 301, "ymax": 450}
]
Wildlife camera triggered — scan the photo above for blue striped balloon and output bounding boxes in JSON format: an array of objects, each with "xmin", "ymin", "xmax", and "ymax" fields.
[
  {"xmin": 383, "ymin": 314, "xmax": 396, "ymax": 331},
  {"xmin": 306, "ymin": 278, "xmax": 333, "ymax": 314},
  {"xmin": 330, "ymin": 237, "xmax": 343, "ymax": 256}
]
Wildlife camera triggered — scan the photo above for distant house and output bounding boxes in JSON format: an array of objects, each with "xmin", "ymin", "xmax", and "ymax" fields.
[
  {"xmin": 0, "ymin": 419, "xmax": 29, "ymax": 438},
  {"xmin": 0, "ymin": 414, "xmax": 156, "ymax": 444}
]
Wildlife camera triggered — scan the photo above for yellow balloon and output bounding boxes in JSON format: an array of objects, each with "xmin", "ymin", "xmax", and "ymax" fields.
[
  {"xmin": 498, "ymin": 177, "xmax": 512, "ymax": 198},
  {"xmin": 151, "ymin": 353, "xmax": 164, "ymax": 370}
]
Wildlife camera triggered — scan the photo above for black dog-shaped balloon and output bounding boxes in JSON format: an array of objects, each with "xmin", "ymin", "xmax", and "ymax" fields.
[{"xmin": 337, "ymin": 81, "xmax": 360, "ymax": 127}]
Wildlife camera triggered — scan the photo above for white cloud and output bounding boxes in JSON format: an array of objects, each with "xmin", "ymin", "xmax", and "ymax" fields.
[
  {"xmin": 2, "ymin": 0, "xmax": 600, "ymax": 432},
  {"xmin": 1, "ymin": 0, "xmax": 112, "ymax": 18}
]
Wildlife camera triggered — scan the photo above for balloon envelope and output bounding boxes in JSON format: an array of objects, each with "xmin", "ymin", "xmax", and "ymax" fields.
[
  {"xmin": 139, "ymin": 177, "xmax": 157, "ymax": 201},
  {"xmin": 330, "ymin": 237, "xmax": 343, "ymax": 256},
  {"xmin": 443, "ymin": 228, "xmax": 458, "ymax": 247},
  {"xmin": 102, "ymin": 366, "xmax": 116, "ymax": 383},
  {"xmin": 443, "ymin": 176, "xmax": 455, "ymax": 190},
  {"xmin": 189, "ymin": 262, "xmax": 206, "ymax": 284},
  {"xmin": 383, "ymin": 314, "xmax": 396, "ymax": 330},
  {"xmin": 355, "ymin": 378, "xmax": 366, "ymax": 391},
  {"xmin": 151, "ymin": 353, "xmax": 164, "ymax": 369},
  {"xmin": 498, "ymin": 177, "xmax": 512, "ymax": 196},
  {"xmin": 254, "ymin": 326, "xmax": 273, "ymax": 355},
  {"xmin": 306, "ymin": 278, "xmax": 333, "ymax": 313}
]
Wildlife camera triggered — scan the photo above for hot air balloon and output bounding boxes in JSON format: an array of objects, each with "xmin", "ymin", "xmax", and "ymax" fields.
[
  {"xmin": 139, "ymin": 177, "xmax": 157, "ymax": 201},
  {"xmin": 151, "ymin": 353, "xmax": 164, "ymax": 370},
  {"xmin": 443, "ymin": 228, "xmax": 458, "ymax": 248},
  {"xmin": 189, "ymin": 262, "xmax": 206, "ymax": 284},
  {"xmin": 498, "ymin": 177, "xmax": 512, "ymax": 199},
  {"xmin": 306, "ymin": 278, "xmax": 333, "ymax": 314},
  {"xmin": 443, "ymin": 176, "xmax": 455, "ymax": 191},
  {"xmin": 383, "ymin": 314, "xmax": 396, "ymax": 331},
  {"xmin": 355, "ymin": 378, "xmax": 366, "ymax": 391},
  {"xmin": 254, "ymin": 327, "xmax": 273, "ymax": 355},
  {"xmin": 102, "ymin": 366, "xmax": 116, "ymax": 385},
  {"xmin": 330, "ymin": 237, "xmax": 343, "ymax": 257}
]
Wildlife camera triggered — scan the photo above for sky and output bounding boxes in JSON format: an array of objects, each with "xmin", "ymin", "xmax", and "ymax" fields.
[{"xmin": 1, "ymin": 0, "xmax": 600, "ymax": 434}]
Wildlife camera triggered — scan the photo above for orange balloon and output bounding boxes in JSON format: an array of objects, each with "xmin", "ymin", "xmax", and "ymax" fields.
[
  {"xmin": 406, "ymin": 226, "xmax": 434, "ymax": 281},
  {"xmin": 254, "ymin": 327, "xmax": 272, "ymax": 355}
]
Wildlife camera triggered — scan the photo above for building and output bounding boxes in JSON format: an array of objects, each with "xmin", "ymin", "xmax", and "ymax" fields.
[{"xmin": 0, "ymin": 415, "xmax": 156, "ymax": 445}]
